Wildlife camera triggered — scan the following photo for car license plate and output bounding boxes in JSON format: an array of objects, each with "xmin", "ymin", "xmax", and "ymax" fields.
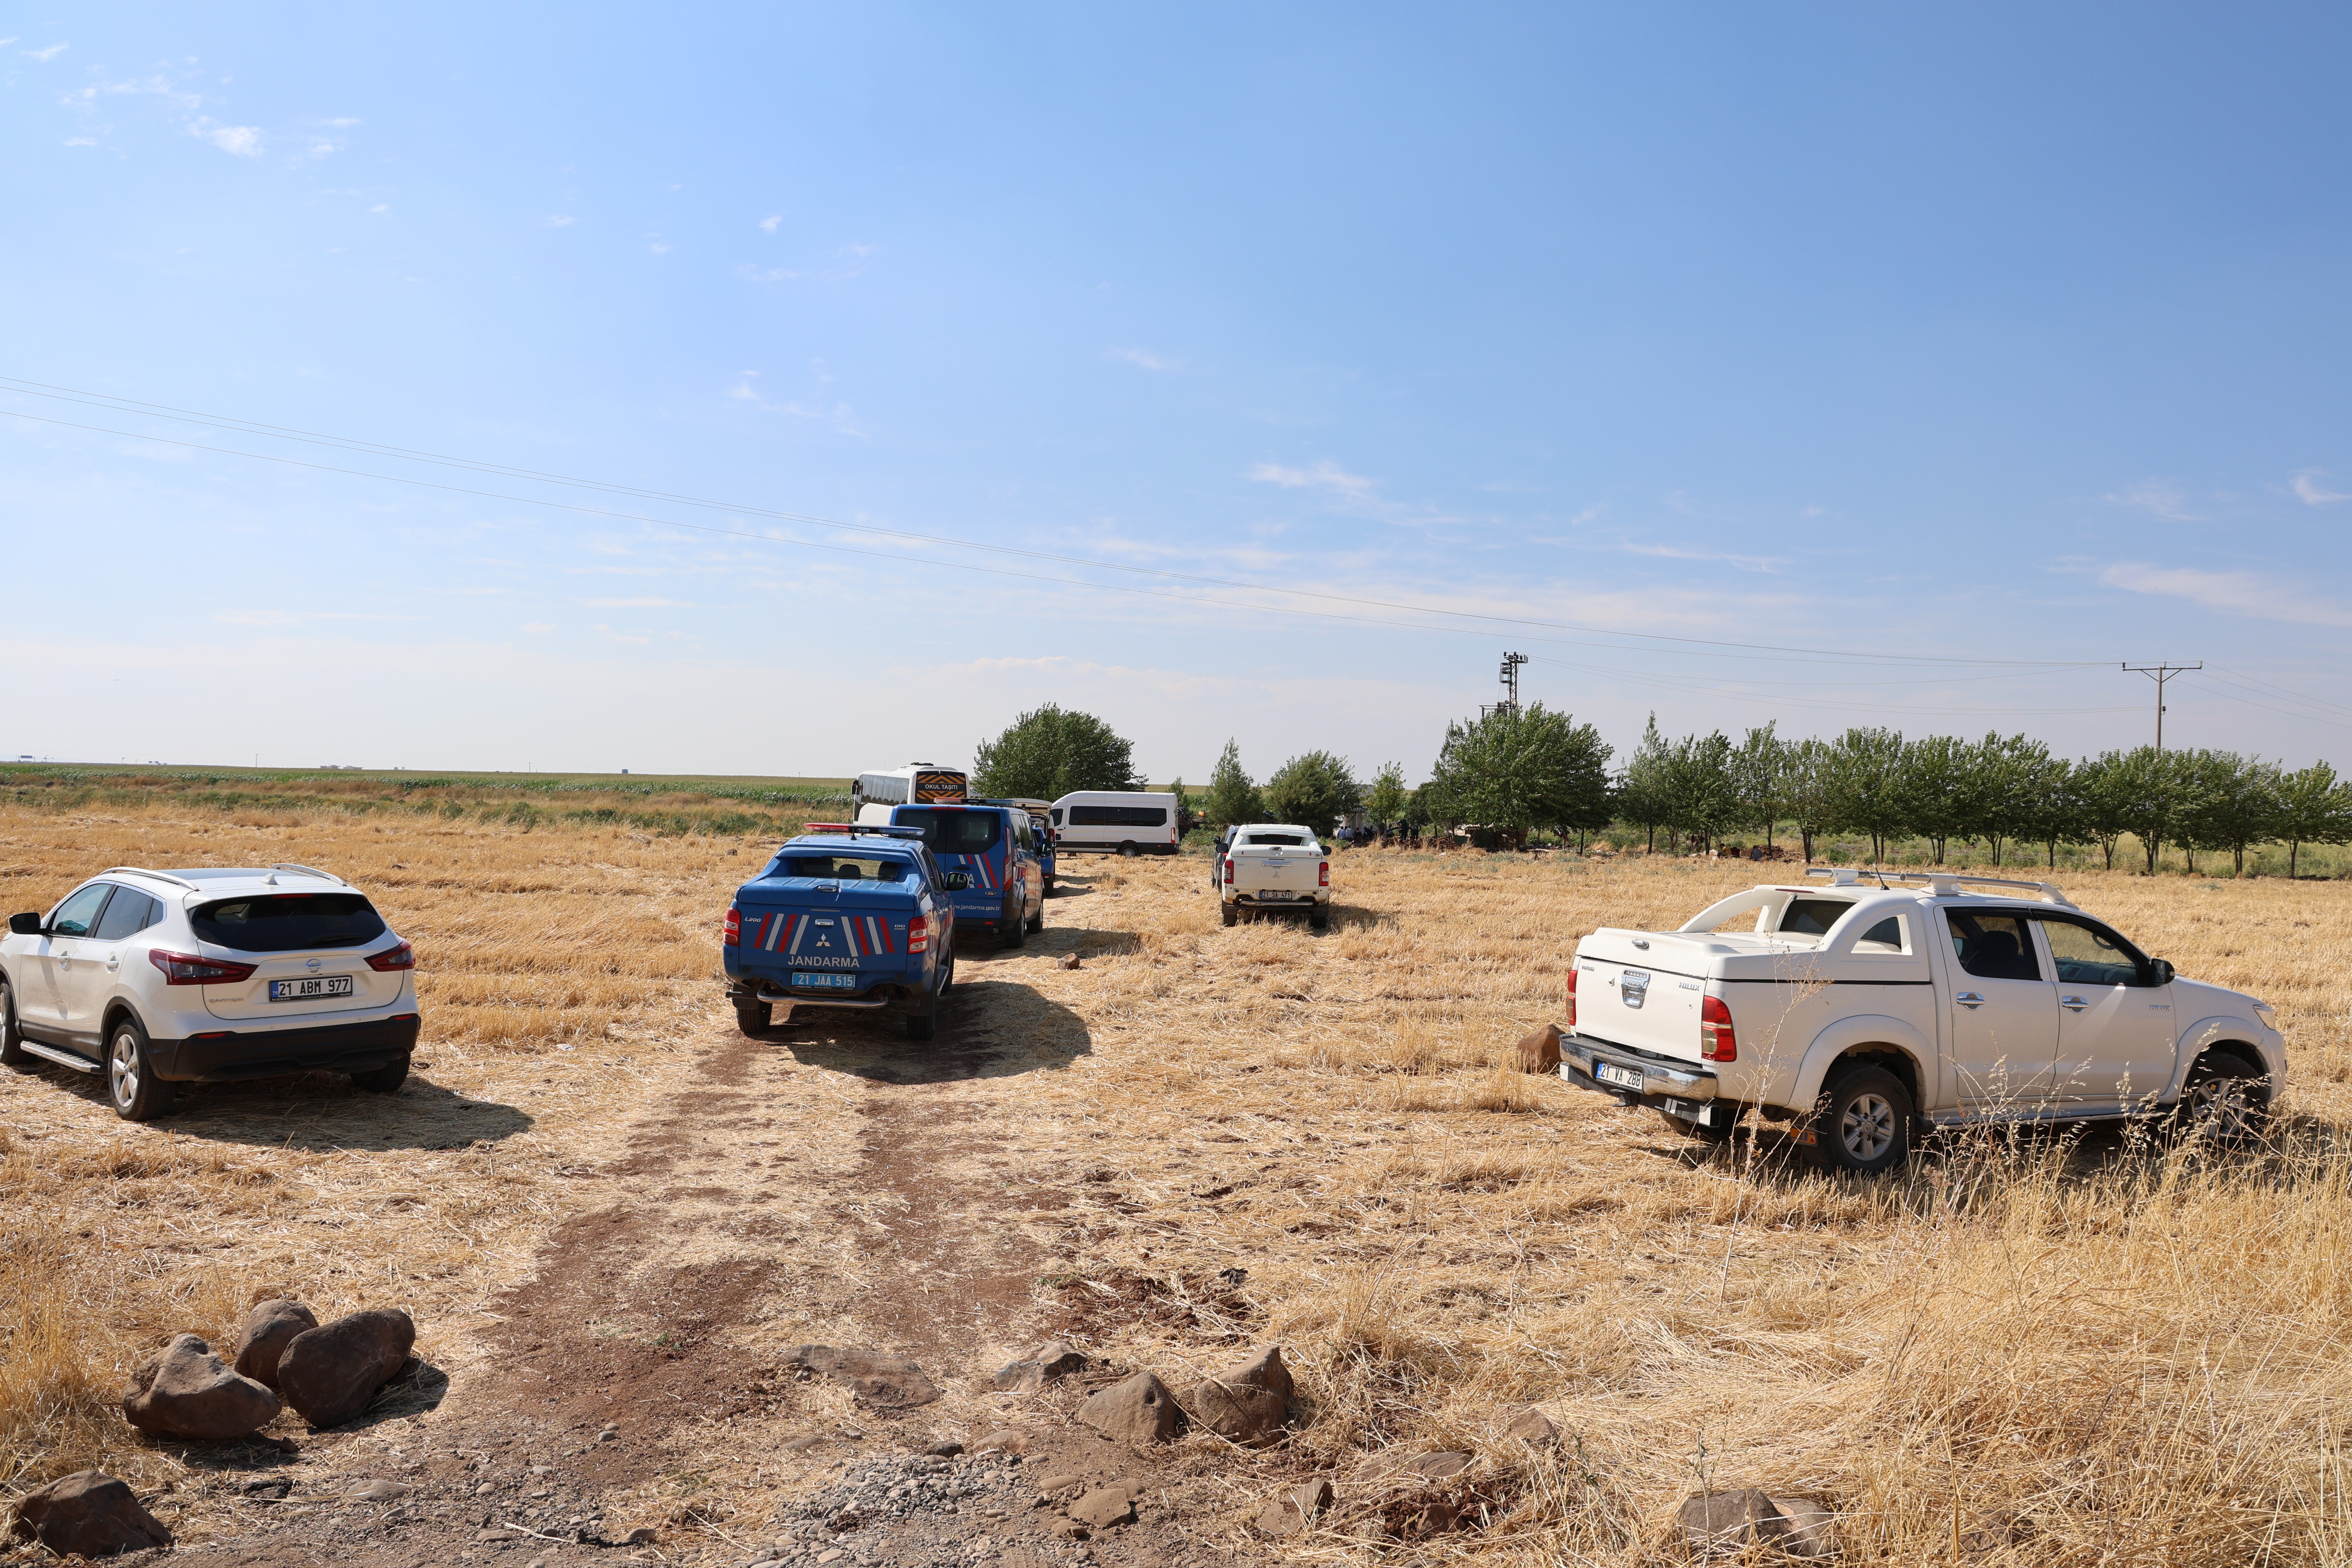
[
  {"xmin": 1253, "ymin": 891, "xmax": 1295, "ymax": 901},
  {"xmin": 791, "ymin": 972, "xmax": 860, "ymax": 991},
  {"xmin": 1594, "ymin": 1060, "xmax": 1644, "ymax": 1093},
  {"xmin": 268, "ymin": 976, "xmax": 353, "ymax": 1002}
]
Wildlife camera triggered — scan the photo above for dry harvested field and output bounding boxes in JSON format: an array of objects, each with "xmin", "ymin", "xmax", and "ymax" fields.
[{"xmin": 6, "ymin": 802, "xmax": 2352, "ymax": 1568}]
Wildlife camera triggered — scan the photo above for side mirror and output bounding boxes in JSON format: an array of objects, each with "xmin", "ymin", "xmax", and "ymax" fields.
[
  {"xmin": 942, "ymin": 871, "xmax": 971, "ymax": 891},
  {"xmin": 7, "ymin": 912, "xmax": 41, "ymax": 936},
  {"xmin": 2148, "ymin": 958, "xmax": 2175, "ymax": 985}
]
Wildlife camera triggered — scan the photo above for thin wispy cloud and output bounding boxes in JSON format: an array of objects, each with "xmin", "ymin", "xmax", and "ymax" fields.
[
  {"xmin": 188, "ymin": 118, "xmax": 264, "ymax": 156},
  {"xmin": 1247, "ymin": 459, "xmax": 1466, "ymax": 532},
  {"xmin": 520, "ymin": 623, "xmax": 555, "ymax": 634},
  {"xmin": 2104, "ymin": 479, "xmax": 2199, "ymax": 521},
  {"xmin": 758, "ymin": 214, "xmax": 782, "ymax": 233},
  {"xmin": 578, "ymin": 597, "xmax": 694, "ymax": 608},
  {"xmin": 1108, "ymin": 347, "xmax": 1169, "ymax": 371},
  {"xmin": 2291, "ymin": 468, "xmax": 2349, "ymax": 506},
  {"xmin": 1620, "ymin": 540, "xmax": 1788, "ymax": 573},
  {"xmin": 25, "ymin": 41, "xmax": 68, "ymax": 62},
  {"xmin": 544, "ymin": 214, "xmax": 575, "ymax": 227},
  {"xmin": 212, "ymin": 610, "xmax": 408, "ymax": 625},
  {"xmin": 728, "ymin": 375, "xmax": 864, "ymax": 436},
  {"xmin": 2101, "ymin": 562, "xmax": 2352, "ymax": 628},
  {"xmin": 592, "ymin": 623, "xmax": 652, "ymax": 645}
]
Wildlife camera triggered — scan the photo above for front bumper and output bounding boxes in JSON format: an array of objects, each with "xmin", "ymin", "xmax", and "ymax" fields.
[
  {"xmin": 1558, "ymin": 1030, "xmax": 1727, "ymax": 1120},
  {"xmin": 152, "ymin": 1014, "xmax": 421, "ymax": 1082}
]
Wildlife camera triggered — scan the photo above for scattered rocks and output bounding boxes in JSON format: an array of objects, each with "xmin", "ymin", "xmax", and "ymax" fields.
[
  {"xmin": 121, "ymin": 1334, "xmax": 283, "ymax": 1441},
  {"xmin": 278, "ymin": 1308, "xmax": 416, "ymax": 1428},
  {"xmin": 1069, "ymin": 1486, "xmax": 1136, "ymax": 1528},
  {"xmin": 786, "ymin": 1345, "xmax": 941, "ymax": 1408},
  {"xmin": 1078, "ymin": 1371, "xmax": 1181, "ymax": 1445},
  {"xmin": 993, "ymin": 1341, "xmax": 1089, "ymax": 1392},
  {"xmin": 1515, "ymin": 1023, "xmax": 1563, "ymax": 1074},
  {"xmin": 1677, "ymin": 1489, "xmax": 1836, "ymax": 1559},
  {"xmin": 1186, "ymin": 1344, "xmax": 1292, "ymax": 1444},
  {"xmin": 1255, "ymin": 1479, "xmax": 1333, "ymax": 1538},
  {"xmin": 9, "ymin": 1470, "xmax": 172, "ymax": 1557},
  {"xmin": 1504, "ymin": 1406, "xmax": 1559, "ymax": 1445},
  {"xmin": 233, "ymin": 1298, "xmax": 319, "ymax": 1389},
  {"xmin": 1058, "ymin": 953, "xmax": 1082, "ymax": 970}
]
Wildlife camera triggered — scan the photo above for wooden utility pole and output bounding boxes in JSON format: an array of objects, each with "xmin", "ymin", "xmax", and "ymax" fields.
[{"xmin": 2121, "ymin": 661, "xmax": 2201, "ymax": 750}]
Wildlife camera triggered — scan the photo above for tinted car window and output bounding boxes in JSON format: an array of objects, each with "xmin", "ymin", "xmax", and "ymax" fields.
[
  {"xmin": 49, "ymin": 884, "xmax": 113, "ymax": 937},
  {"xmin": 1854, "ymin": 915, "xmax": 1906, "ymax": 953},
  {"xmin": 192, "ymin": 893, "xmax": 387, "ymax": 953},
  {"xmin": 2038, "ymin": 918, "xmax": 2146, "ymax": 987},
  {"xmin": 1946, "ymin": 911, "xmax": 2042, "ymax": 982},
  {"xmin": 1240, "ymin": 833, "xmax": 1308, "ymax": 848},
  {"xmin": 1777, "ymin": 897, "xmax": 1855, "ymax": 936},
  {"xmin": 92, "ymin": 889, "xmax": 163, "ymax": 941},
  {"xmin": 780, "ymin": 855, "xmax": 912, "ymax": 882},
  {"xmin": 895, "ymin": 809, "xmax": 1002, "ymax": 854},
  {"xmin": 1069, "ymin": 805, "xmax": 1168, "ymax": 827}
]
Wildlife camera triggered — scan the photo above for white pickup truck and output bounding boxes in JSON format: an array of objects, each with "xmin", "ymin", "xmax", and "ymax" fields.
[
  {"xmin": 1558, "ymin": 868, "xmax": 2287, "ymax": 1172},
  {"xmin": 1214, "ymin": 824, "xmax": 1331, "ymax": 930}
]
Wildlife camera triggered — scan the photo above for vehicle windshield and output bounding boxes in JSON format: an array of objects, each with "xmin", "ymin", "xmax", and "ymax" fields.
[
  {"xmin": 893, "ymin": 809, "xmax": 1002, "ymax": 854},
  {"xmin": 192, "ymin": 893, "xmax": 387, "ymax": 953},
  {"xmin": 778, "ymin": 855, "xmax": 913, "ymax": 882}
]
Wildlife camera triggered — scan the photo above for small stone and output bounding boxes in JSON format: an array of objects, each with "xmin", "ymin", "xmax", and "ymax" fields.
[
  {"xmin": 1254, "ymin": 1478, "xmax": 1332, "ymax": 1538},
  {"xmin": 11, "ymin": 1471, "xmax": 172, "ymax": 1557},
  {"xmin": 1680, "ymin": 1489, "xmax": 1836, "ymax": 1557},
  {"xmin": 926, "ymin": 1441, "xmax": 965, "ymax": 1457},
  {"xmin": 622, "ymin": 1526, "xmax": 659, "ymax": 1544},
  {"xmin": 971, "ymin": 1429, "xmax": 1030, "ymax": 1455},
  {"xmin": 787, "ymin": 1345, "xmax": 941, "ymax": 1408},
  {"xmin": 1515, "ymin": 1023, "xmax": 1562, "ymax": 1074},
  {"xmin": 1058, "ymin": 953, "xmax": 1081, "ymax": 969},
  {"xmin": 992, "ymin": 1341, "xmax": 1089, "ymax": 1392},
  {"xmin": 1766, "ymin": 1495, "xmax": 1838, "ymax": 1560},
  {"xmin": 1504, "ymin": 1406, "xmax": 1559, "ymax": 1445},
  {"xmin": 277, "ymin": 1308, "xmax": 417, "ymax": 1428},
  {"xmin": 817, "ymin": 1552, "xmax": 845, "ymax": 1565},
  {"xmin": 353, "ymin": 1479, "xmax": 412, "ymax": 1503},
  {"xmin": 1077, "ymin": 1371, "xmax": 1181, "ymax": 1445},
  {"xmin": 234, "ymin": 1298, "xmax": 319, "ymax": 1389},
  {"xmin": 1069, "ymin": 1487, "xmax": 1135, "ymax": 1529},
  {"xmin": 121, "ymin": 1334, "xmax": 284, "ymax": 1441}
]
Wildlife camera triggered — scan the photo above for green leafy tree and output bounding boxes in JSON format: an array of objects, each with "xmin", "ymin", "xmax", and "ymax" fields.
[
  {"xmin": 1262, "ymin": 751, "xmax": 1363, "ymax": 837},
  {"xmin": 1781, "ymin": 737, "xmax": 1833, "ymax": 863},
  {"xmin": 2073, "ymin": 751, "xmax": 2134, "ymax": 871},
  {"xmin": 1900, "ymin": 733, "xmax": 1989, "ymax": 866},
  {"xmin": 1981, "ymin": 735, "xmax": 2073, "ymax": 868},
  {"xmin": 1202, "ymin": 739, "xmax": 1263, "ymax": 828},
  {"xmin": 1825, "ymin": 727, "xmax": 1909, "ymax": 864},
  {"xmin": 1662, "ymin": 729, "xmax": 1741, "ymax": 853},
  {"xmin": 1617, "ymin": 714, "xmax": 1673, "ymax": 853},
  {"xmin": 1364, "ymin": 762, "xmax": 1410, "ymax": 834},
  {"xmin": 1427, "ymin": 703, "xmax": 1612, "ymax": 847},
  {"xmin": 2087, "ymin": 746, "xmax": 2187, "ymax": 873},
  {"xmin": 971, "ymin": 704, "xmax": 1141, "ymax": 799},
  {"xmin": 2177, "ymin": 751, "xmax": 2280, "ymax": 876},
  {"xmin": 1733, "ymin": 724, "xmax": 1786, "ymax": 849},
  {"xmin": 2274, "ymin": 761, "xmax": 2352, "ymax": 878}
]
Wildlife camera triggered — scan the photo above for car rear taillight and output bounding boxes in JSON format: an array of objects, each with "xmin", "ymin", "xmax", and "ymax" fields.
[
  {"xmin": 364, "ymin": 940, "xmax": 415, "ymax": 972},
  {"xmin": 907, "ymin": 914, "xmax": 931, "ymax": 954},
  {"xmin": 1566, "ymin": 967, "xmax": 1578, "ymax": 1031},
  {"xmin": 1318, "ymin": 860, "xmax": 1330, "ymax": 887},
  {"xmin": 1700, "ymin": 995, "xmax": 1737, "ymax": 1062},
  {"xmin": 1221, "ymin": 857, "xmax": 1234, "ymax": 882},
  {"xmin": 148, "ymin": 950, "xmax": 259, "ymax": 986},
  {"xmin": 723, "ymin": 906, "xmax": 741, "ymax": 947}
]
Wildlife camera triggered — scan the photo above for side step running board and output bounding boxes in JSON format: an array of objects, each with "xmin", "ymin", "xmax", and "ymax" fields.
[{"xmin": 18, "ymin": 1039, "xmax": 100, "ymax": 1073}]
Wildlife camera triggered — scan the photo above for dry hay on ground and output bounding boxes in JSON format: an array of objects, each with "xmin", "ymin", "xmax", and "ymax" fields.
[{"xmin": 5, "ymin": 811, "xmax": 2352, "ymax": 1565}]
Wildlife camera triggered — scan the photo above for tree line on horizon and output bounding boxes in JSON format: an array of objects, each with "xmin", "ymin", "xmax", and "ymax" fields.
[{"xmin": 971, "ymin": 702, "xmax": 2352, "ymax": 875}]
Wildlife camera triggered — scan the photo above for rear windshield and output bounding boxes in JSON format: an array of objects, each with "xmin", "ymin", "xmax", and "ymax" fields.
[
  {"xmin": 192, "ymin": 893, "xmax": 386, "ymax": 953},
  {"xmin": 1238, "ymin": 833, "xmax": 1308, "ymax": 848},
  {"xmin": 1777, "ymin": 897, "xmax": 1855, "ymax": 936},
  {"xmin": 894, "ymin": 809, "xmax": 1002, "ymax": 854},
  {"xmin": 778, "ymin": 855, "xmax": 914, "ymax": 882}
]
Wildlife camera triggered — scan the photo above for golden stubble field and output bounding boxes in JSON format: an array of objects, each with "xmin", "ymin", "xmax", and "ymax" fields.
[{"xmin": 6, "ymin": 804, "xmax": 2352, "ymax": 1566}]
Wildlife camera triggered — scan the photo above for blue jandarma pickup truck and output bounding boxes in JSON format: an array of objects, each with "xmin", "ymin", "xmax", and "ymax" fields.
[{"xmin": 723, "ymin": 825, "xmax": 964, "ymax": 1040}]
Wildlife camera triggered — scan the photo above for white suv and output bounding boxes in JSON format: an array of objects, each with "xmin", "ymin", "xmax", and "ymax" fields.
[{"xmin": 0, "ymin": 865, "xmax": 420, "ymax": 1122}]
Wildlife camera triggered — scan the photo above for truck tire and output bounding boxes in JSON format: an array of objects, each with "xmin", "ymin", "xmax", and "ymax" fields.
[
  {"xmin": 1659, "ymin": 1105, "xmax": 1739, "ymax": 1145},
  {"xmin": 1221, "ymin": 902, "xmax": 1238, "ymax": 928},
  {"xmin": 0, "ymin": 975, "xmax": 28, "ymax": 1069},
  {"xmin": 907, "ymin": 957, "xmax": 951, "ymax": 1042},
  {"xmin": 1119, "ymin": 842, "xmax": 1138, "ymax": 858},
  {"xmin": 1309, "ymin": 907, "xmax": 1329, "ymax": 932},
  {"xmin": 2173, "ymin": 1052, "xmax": 2267, "ymax": 1145},
  {"xmin": 1804, "ymin": 1063, "xmax": 1912, "ymax": 1175},
  {"xmin": 1002, "ymin": 895, "xmax": 1028, "ymax": 948},
  {"xmin": 1026, "ymin": 897, "xmax": 1045, "ymax": 935},
  {"xmin": 734, "ymin": 999, "xmax": 768, "ymax": 1036},
  {"xmin": 106, "ymin": 1016, "xmax": 177, "ymax": 1123}
]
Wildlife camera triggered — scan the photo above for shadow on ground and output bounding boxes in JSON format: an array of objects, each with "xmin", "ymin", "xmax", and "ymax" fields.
[
  {"xmin": 9, "ymin": 1061, "xmax": 535, "ymax": 1151},
  {"xmin": 751, "ymin": 978, "xmax": 1092, "ymax": 1084}
]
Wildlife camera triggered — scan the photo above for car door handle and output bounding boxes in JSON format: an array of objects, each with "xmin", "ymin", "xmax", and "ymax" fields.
[
  {"xmin": 2060, "ymin": 995, "xmax": 2087, "ymax": 1012},
  {"xmin": 1955, "ymin": 991, "xmax": 1984, "ymax": 1008}
]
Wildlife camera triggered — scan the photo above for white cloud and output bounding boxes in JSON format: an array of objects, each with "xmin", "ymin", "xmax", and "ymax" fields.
[
  {"xmin": 188, "ymin": 118, "xmax": 263, "ymax": 156},
  {"xmin": 1109, "ymin": 347, "xmax": 1169, "ymax": 371},
  {"xmin": 545, "ymin": 214, "xmax": 575, "ymax": 227},
  {"xmin": 1248, "ymin": 459, "xmax": 1379, "ymax": 504},
  {"xmin": 2291, "ymin": 469, "xmax": 2349, "ymax": 506},
  {"xmin": 727, "ymin": 377, "xmax": 863, "ymax": 436},
  {"xmin": 2100, "ymin": 562, "xmax": 2352, "ymax": 628},
  {"xmin": 1619, "ymin": 540, "xmax": 1789, "ymax": 573},
  {"xmin": 2104, "ymin": 479, "xmax": 2199, "ymax": 521},
  {"xmin": 0, "ymin": 39, "xmax": 19, "ymax": 48},
  {"xmin": 64, "ymin": 136, "xmax": 95, "ymax": 147},
  {"xmin": 520, "ymin": 623, "xmax": 555, "ymax": 634},
  {"xmin": 25, "ymin": 42, "xmax": 67, "ymax": 62},
  {"xmin": 759, "ymin": 214, "xmax": 781, "ymax": 232},
  {"xmin": 212, "ymin": 610, "xmax": 408, "ymax": 625},
  {"xmin": 578, "ymin": 597, "xmax": 693, "ymax": 608},
  {"xmin": 368, "ymin": 203, "xmax": 387, "ymax": 213},
  {"xmin": 591, "ymin": 623, "xmax": 651, "ymax": 645},
  {"xmin": 323, "ymin": 117, "xmax": 361, "ymax": 127}
]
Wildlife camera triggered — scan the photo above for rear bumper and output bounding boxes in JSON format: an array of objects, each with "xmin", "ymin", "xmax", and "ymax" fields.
[
  {"xmin": 729, "ymin": 973, "xmax": 927, "ymax": 1009},
  {"xmin": 1559, "ymin": 1030, "xmax": 1722, "ymax": 1110},
  {"xmin": 152, "ymin": 1015, "xmax": 421, "ymax": 1083},
  {"xmin": 1227, "ymin": 889, "xmax": 1328, "ymax": 906}
]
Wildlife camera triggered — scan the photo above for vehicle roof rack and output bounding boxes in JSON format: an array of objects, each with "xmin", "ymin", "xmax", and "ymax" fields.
[
  {"xmin": 101, "ymin": 866, "xmax": 198, "ymax": 889},
  {"xmin": 800, "ymin": 824, "xmax": 928, "ymax": 840},
  {"xmin": 1805, "ymin": 866, "xmax": 2073, "ymax": 906}
]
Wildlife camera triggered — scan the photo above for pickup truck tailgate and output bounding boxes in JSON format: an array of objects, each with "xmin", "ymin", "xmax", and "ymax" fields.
[
  {"xmin": 1575, "ymin": 929, "xmax": 1708, "ymax": 1063},
  {"xmin": 1231, "ymin": 847, "xmax": 1320, "ymax": 892}
]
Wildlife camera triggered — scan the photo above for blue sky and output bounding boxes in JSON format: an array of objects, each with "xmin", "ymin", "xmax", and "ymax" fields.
[{"xmin": 4, "ymin": 4, "xmax": 2349, "ymax": 781}]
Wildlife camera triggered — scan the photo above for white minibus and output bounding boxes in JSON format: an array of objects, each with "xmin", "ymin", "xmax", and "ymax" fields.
[
  {"xmin": 1049, "ymin": 791, "xmax": 1180, "ymax": 856},
  {"xmin": 850, "ymin": 765, "xmax": 967, "ymax": 817}
]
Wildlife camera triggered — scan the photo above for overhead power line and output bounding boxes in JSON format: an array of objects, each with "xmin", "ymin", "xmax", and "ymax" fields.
[{"xmin": 0, "ymin": 374, "xmax": 2111, "ymax": 672}]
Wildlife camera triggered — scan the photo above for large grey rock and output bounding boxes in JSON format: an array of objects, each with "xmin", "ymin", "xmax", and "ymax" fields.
[
  {"xmin": 1186, "ymin": 1344, "xmax": 1293, "ymax": 1443},
  {"xmin": 10, "ymin": 1470, "xmax": 172, "ymax": 1556},
  {"xmin": 278, "ymin": 1309, "xmax": 415, "ymax": 1428},
  {"xmin": 234, "ymin": 1298, "xmax": 318, "ymax": 1389},
  {"xmin": 1678, "ymin": 1489, "xmax": 1837, "ymax": 1559},
  {"xmin": 785, "ymin": 1345, "xmax": 940, "ymax": 1408},
  {"xmin": 121, "ymin": 1334, "xmax": 282, "ymax": 1441},
  {"xmin": 993, "ymin": 1341, "xmax": 1088, "ymax": 1392},
  {"xmin": 1077, "ymin": 1371, "xmax": 1181, "ymax": 1445}
]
